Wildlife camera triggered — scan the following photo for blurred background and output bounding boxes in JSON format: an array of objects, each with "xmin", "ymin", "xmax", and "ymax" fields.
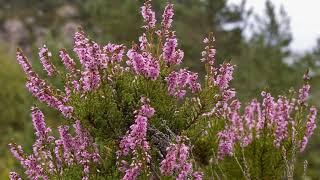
[{"xmin": 0, "ymin": 0, "xmax": 320, "ymax": 178}]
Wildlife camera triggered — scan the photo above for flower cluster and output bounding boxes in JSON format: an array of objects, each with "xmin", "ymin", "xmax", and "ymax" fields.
[
  {"xmin": 17, "ymin": 28, "xmax": 130, "ymax": 119},
  {"xmin": 201, "ymin": 35, "xmax": 216, "ymax": 66},
  {"xmin": 126, "ymin": 46, "xmax": 160, "ymax": 81},
  {"xmin": 17, "ymin": 50, "xmax": 74, "ymax": 119},
  {"xmin": 212, "ymin": 62, "xmax": 235, "ymax": 91},
  {"xmin": 160, "ymin": 136, "xmax": 203, "ymax": 180},
  {"xmin": 298, "ymin": 80, "xmax": 310, "ymax": 103},
  {"xmin": 103, "ymin": 43, "xmax": 126, "ymax": 64},
  {"xmin": 199, "ymin": 34, "xmax": 318, "ymax": 159},
  {"xmin": 59, "ymin": 49, "xmax": 76, "ymax": 73},
  {"xmin": 162, "ymin": 35, "xmax": 184, "ymax": 66},
  {"xmin": 214, "ymin": 83, "xmax": 317, "ymax": 159},
  {"xmin": 141, "ymin": 0, "xmax": 156, "ymax": 29},
  {"xmin": 165, "ymin": 69, "xmax": 201, "ymax": 99},
  {"xmin": 300, "ymin": 107, "xmax": 317, "ymax": 152},
  {"xmin": 161, "ymin": 3, "xmax": 174, "ymax": 32},
  {"xmin": 9, "ymin": 172, "xmax": 22, "ymax": 180},
  {"xmin": 117, "ymin": 97, "xmax": 155, "ymax": 180},
  {"xmin": 9, "ymin": 107, "xmax": 100, "ymax": 180},
  {"xmin": 73, "ymin": 31, "xmax": 103, "ymax": 92},
  {"xmin": 39, "ymin": 45, "xmax": 56, "ymax": 76}
]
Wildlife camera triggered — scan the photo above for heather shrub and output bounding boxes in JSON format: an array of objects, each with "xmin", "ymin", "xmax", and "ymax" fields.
[{"xmin": 9, "ymin": 1, "xmax": 317, "ymax": 179}]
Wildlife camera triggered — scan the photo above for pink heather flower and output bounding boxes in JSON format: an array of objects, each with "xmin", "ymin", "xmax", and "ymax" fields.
[
  {"xmin": 57, "ymin": 126, "xmax": 74, "ymax": 165},
  {"xmin": 193, "ymin": 171, "xmax": 204, "ymax": 180},
  {"xmin": 31, "ymin": 107, "xmax": 52, "ymax": 142},
  {"xmin": 123, "ymin": 165, "xmax": 141, "ymax": 180},
  {"xmin": 298, "ymin": 83, "xmax": 310, "ymax": 104},
  {"xmin": 76, "ymin": 40, "xmax": 103, "ymax": 71},
  {"xmin": 160, "ymin": 144, "xmax": 178, "ymax": 175},
  {"xmin": 23, "ymin": 155, "xmax": 48, "ymax": 180},
  {"xmin": 54, "ymin": 139, "xmax": 63, "ymax": 168},
  {"xmin": 261, "ymin": 91, "xmax": 276, "ymax": 125},
  {"xmin": 16, "ymin": 49, "xmax": 33, "ymax": 76},
  {"xmin": 73, "ymin": 30, "xmax": 106, "ymax": 93},
  {"xmin": 162, "ymin": 36, "xmax": 184, "ymax": 65},
  {"xmin": 10, "ymin": 112, "xmax": 100, "ymax": 179},
  {"xmin": 61, "ymin": 120, "xmax": 100, "ymax": 177},
  {"xmin": 126, "ymin": 48, "xmax": 160, "ymax": 80},
  {"xmin": 9, "ymin": 172, "xmax": 22, "ymax": 180},
  {"xmin": 244, "ymin": 99, "xmax": 263, "ymax": 135},
  {"xmin": 74, "ymin": 30, "xmax": 90, "ymax": 66},
  {"xmin": 89, "ymin": 42, "xmax": 103, "ymax": 70},
  {"xmin": 80, "ymin": 70, "xmax": 101, "ymax": 92},
  {"xmin": 161, "ymin": 3, "xmax": 174, "ymax": 31},
  {"xmin": 213, "ymin": 62, "xmax": 235, "ymax": 91},
  {"xmin": 201, "ymin": 36, "xmax": 216, "ymax": 65},
  {"xmin": 139, "ymin": 33, "xmax": 148, "ymax": 51},
  {"xmin": 217, "ymin": 128, "xmax": 236, "ymax": 159},
  {"xmin": 63, "ymin": 85, "xmax": 72, "ymax": 103},
  {"xmin": 39, "ymin": 45, "xmax": 56, "ymax": 76},
  {"xmin": 117, "ymin": 98, "xmax": 154, "ymax": 179},
  {"xmin": 300, "ymin": 107, "xmax": 317, "ymax": 152},
  {"xmin": 103, "ymin": 43, "xmax": 126, "ymax": 63},
  {"xmin": 165, "ymin": 69, "xmax": 201, "ymax": 99},
  {"xmin": 177, "ymin": 163, "xmax": 192, "ymax": 180},
  {"xmin": 273, "ymin": 97, "xmax": 292, "ymax": 147},
  {"xmin": 160, "ymin": 136, "xmax": 201, "ymax": 179},
  {"xmin": 9, "ymin": 143, "xmax": 25, "ymax": 162},
  {"xmin": 141, "ymin": 1, "xmax": 156, "ymax": 29},
  {"xmin": 138, "ymin": 97, "xmax": 155, "ymax": 118},
  {"xmin": 59, "ymin": 49, "xmax": 76, "ymax": 72},
  {"xmin": 26, "ymin": 76, "xmax": 74, "ymax": 119}
]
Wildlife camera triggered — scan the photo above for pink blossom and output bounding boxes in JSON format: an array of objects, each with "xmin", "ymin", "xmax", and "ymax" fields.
[
  {"xmin": 16, "ymin": 49, "xmax": 33, "ymax": 76},
  {"xmin": 59, "ymin": 49, "xmax": 76, "ymax": 72},
  {"xmin": 193, "ymin": 171, "xmax": 204, "ymax": 180},
  {"xmin": 39, "ymin": 45, "xmax": 56, "ymax": 76},
  {"xmin": 160, "ymin": 144, "xmax": 177, "ymax": 175},
  {"xmin": 117, "ymin": 98, "xmax": 154, "ymax": 179},
  {"xmin": 9, "ymin": 172, "xmax": 22, "ymax": 180},
  {"xmin": 162, "ymin": 36, "xmax": 184, "ymax": 65},
  {"xmin": 57, "ymin": 126, "xmax": 74, "ymax": 165},
  {"xmin": 80, "ymin": 70, "xmax": 101, "ymax": 92},
  {"xmin": 9, "ymin": 110, "xmax": 100, "ymax": 179},
  {"xmin": 213, "ymin": 62, "xmax": 235, "ymax": 91},
  {"xmin": 103, "ymin": 43, "xmax": 126, "ymax": 63},
  {"xmin": 123, "ymin": 165, "xmax": 141, "ymax": 180},
  {"xmin": 201, "ymin": 35, "xmax": 216, "ymax": 65},
  {"xmin": 74, "ymin": 30, "xmax": 90, "ymax": 66},
  {"xmin": 160, "ymin": 136, "xmax": 201, "ymax": 179},
  {"xmin": 217, "ymin": 129, "xmax": 236, "ymax": 159},
  {"xmin": 126, "ymin": 48, "xmax": 160, "ymax": 80},
  {"xmin": 138, "ymin": 34, "xmax": 148, "ymax": 51},
  {"xmin": 23, "ymin": 155, "xmax": 48, "ymax": 180},
  {"xmin": 273, "ymin": 97, "xmax": 292, "ymax": 147},
  {"xmin": 8, "ymin": 143, "xmax": 25, "ymax": 162},
  {"xmin": 31, "ymin": 106, "xmax": 53, "ymax": 143},
  {"xmin": 161, "ymin": 3, "xmax": 174, "ymax": 31},
  {"xmin": 165, "ymin": 69, "xmax": 201, "ymax": 99},
  {"xmin": 298, "ymin": 83, "xmax": 310, "ymax": 104},
  {"xmin": 261, "ymin": 91, "xmax": 275, "ymax": 125},
  {"xmin": 141, "ymin": 1, "xmax": 156, "ymax": 29},
  {"xmin": 300, "ymin": 107, "xmax": 317, "ymax": 152}
]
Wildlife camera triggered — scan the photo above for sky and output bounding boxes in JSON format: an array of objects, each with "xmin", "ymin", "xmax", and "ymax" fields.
[{"xmin": 228, "ymin": 0, "xmax": 320, "ymax": 53}]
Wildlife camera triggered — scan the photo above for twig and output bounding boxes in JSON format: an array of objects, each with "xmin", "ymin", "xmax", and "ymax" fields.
[
  {"xmin": 241, "ymin": 147, "xmax": 251, "ymax": 179},
  {"xmin": 234, "ymin": 155, "xmax": 250, "ymax": 180}
]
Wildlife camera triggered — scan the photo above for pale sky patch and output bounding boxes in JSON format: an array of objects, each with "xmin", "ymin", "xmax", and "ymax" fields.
[{"xmin": 228, "ymin": 0, "xmax": 320, "ymax": 53}]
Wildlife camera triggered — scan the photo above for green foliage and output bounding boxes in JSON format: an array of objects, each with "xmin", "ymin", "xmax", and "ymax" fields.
[{"xmin": 1, "ymin": 0, "xmax": 320, "ymax": 179}]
